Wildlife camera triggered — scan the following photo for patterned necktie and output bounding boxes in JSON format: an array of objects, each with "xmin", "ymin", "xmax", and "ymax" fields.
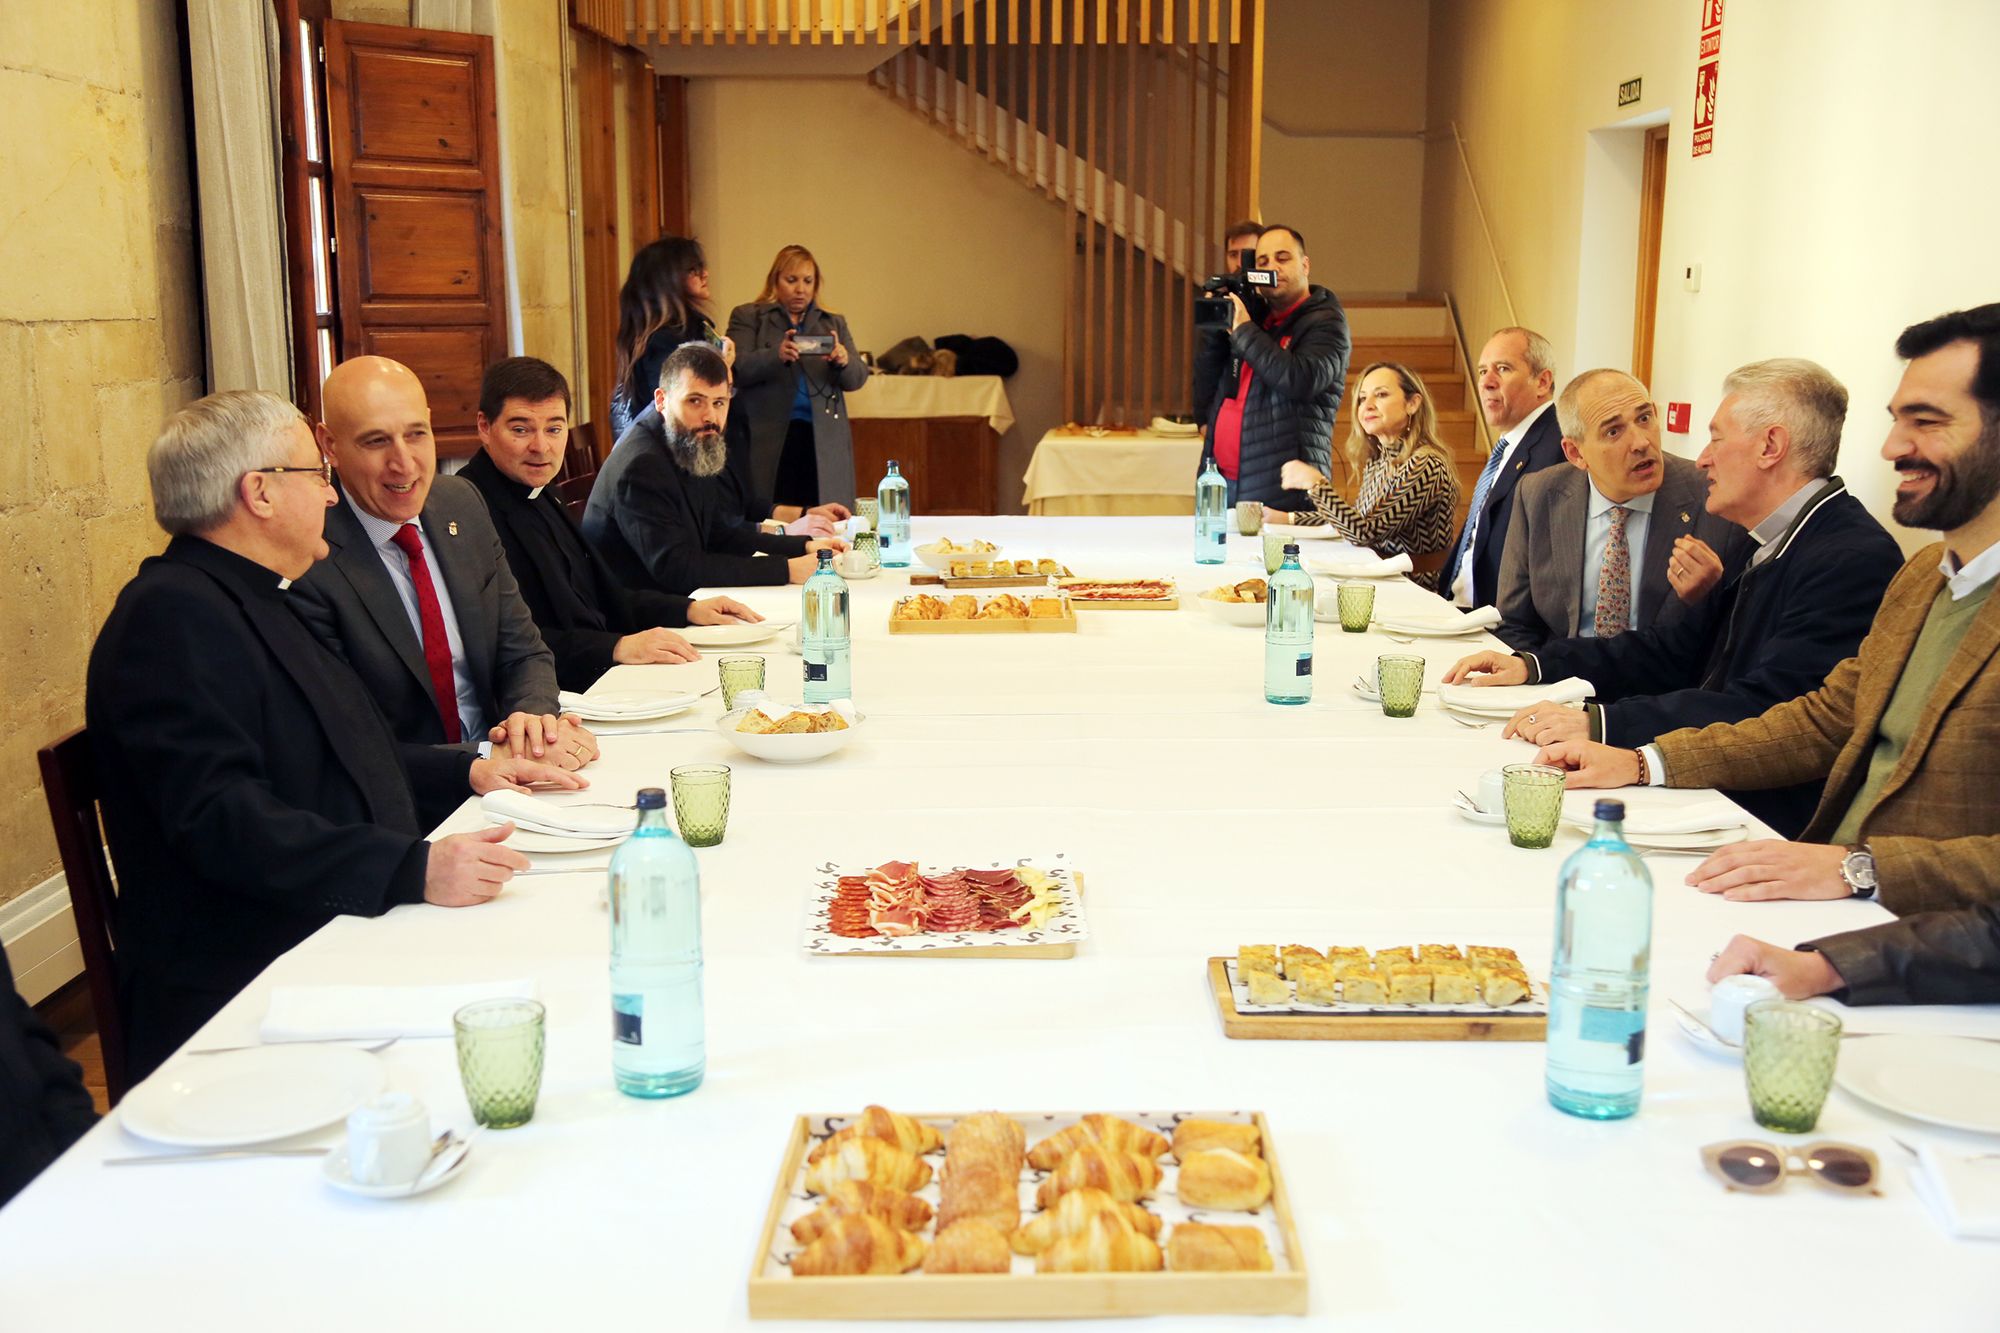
[
  {"xmin": 1448, "ymin": 442, "xmax": 1510, "ymax": 596},
  {"xmin": 1596, "ymin": 505, "xmax": 1632, "ymax": 638},
  {"xmin": 388, "ymin": 523, "xmax": 463, "ymax": 743}
]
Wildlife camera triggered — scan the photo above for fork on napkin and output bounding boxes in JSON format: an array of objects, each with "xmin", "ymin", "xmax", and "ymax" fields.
[
  {"xmin": 1311, "ymin": 552, "xmax": 1414, "ymax": 579},
  {"xmin": 258, "ymin": 979, "xmax": 537, "ymax": 1043},
  {"xmin": 1376, "ymin": 605, "xmax": 1502, "ymax": 634},
  {"xmin": 1438, "ymin": 677, "xmax": 1594, "ymax": 713},
  {"xmin": 1909, "ymin": 1142, "xmax": 2000, "ymax": 1239},
  {"xmin": 481, "ymin": 789, "xmax": 637, "ymax": 838}
]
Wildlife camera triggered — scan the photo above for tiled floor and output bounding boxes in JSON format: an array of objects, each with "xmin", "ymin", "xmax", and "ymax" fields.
[{"xmin": 35, "ymin": 977, "xmax": 111, "ymax": 1115}]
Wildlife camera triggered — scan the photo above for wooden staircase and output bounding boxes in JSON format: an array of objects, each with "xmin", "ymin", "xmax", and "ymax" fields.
[{"xmin": 1338, "ymin": 306, "xmax": 1485, "ymax": 540}]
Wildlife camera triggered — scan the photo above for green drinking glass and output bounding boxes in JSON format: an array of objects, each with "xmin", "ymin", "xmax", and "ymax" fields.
[
  {"xmin": 1235, "ymin": 501, "xmax": 1264, "ymax": 536},
  {"xmin": 1375, "ymin": 654, "xmax": 1425, "ymax": 718},
  {"xmin": 1501, "ymin": 762, "xmax": 1566, "ymax": 848},
  {"xmin": 453, "ymin": 998, "xmax": 546, "ymax": 1130},
  {"xmin": 851, "ymin": 528, "xmax": 880, "ymax": 571},
  {"xmin": 1744, "ymin": 1001, "xmax": 1843, "ymax": 1133},
  {"xmin": 716, "ymin": 655, "xmax": 767, "ymax": 710},
  {"xmin": 1262, "ymin": 530, "xmax": 1288, "ymax": 575},
  {"xmin": 855, "ymin": 498, "xmax": 879, "ymax": 531},
  {"xmin": 671, "ymin": 763, "xmax": 732, "ymax": 848},
  {"xmin": 1336, "ymin": 581, "xmax": 1376, "ymax": 633}
]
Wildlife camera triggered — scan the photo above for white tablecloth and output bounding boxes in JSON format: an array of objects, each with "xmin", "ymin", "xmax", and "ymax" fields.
[
  {"xmin": 3, "ymin": 517, "xmax": 1992, "ymax": 1330},
  {"xmin": 845, "ymin": 374, "xmax": 1015, "ymax": 435},
  {"xmin": 1021, "ymin": 428, "xmax": 1204, "ymax": 513}
]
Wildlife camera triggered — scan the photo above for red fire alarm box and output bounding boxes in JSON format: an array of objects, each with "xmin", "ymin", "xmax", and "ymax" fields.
[{"xmin": 1666, "ymin": 402, "xmax": 1692, "ymax": 433}]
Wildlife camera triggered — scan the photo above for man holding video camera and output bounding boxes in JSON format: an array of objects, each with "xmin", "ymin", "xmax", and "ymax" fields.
[{"xmin": 1193, "ymin": 224, "xmax": 1351, "ymax": 511}]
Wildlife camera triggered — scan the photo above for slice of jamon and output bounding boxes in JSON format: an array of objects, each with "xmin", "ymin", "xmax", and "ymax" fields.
[
  {"xmin": 962, "ymin": 869, "xmax": 1021, "ymax": 888},
  {"xmin": 872, "ymin": 860, "xmax": 920, "ymax": 882}
]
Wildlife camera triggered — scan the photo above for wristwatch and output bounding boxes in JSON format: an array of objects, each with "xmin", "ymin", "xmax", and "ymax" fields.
[{"xmin": 1838, "ymin": 845, "xmax": 1878, "ymax": 900}]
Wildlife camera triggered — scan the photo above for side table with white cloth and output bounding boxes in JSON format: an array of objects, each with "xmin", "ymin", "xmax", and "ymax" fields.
[
  {"xmin": 846, "ymin": 374, "xmax": 1014, "ymax": 515},
  {"xmin": 1021, "ymin": 425, "xmax": 1205, "ymax": 515},
  {"xmin": 3, "ymin": 517, "xmax": 1994, "ymax": 1331}
]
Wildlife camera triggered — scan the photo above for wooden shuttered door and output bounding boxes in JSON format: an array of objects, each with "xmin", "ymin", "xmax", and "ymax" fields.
[{"xmin": 324, "ymin": 20, "xmax": 507, "ymax": 458}]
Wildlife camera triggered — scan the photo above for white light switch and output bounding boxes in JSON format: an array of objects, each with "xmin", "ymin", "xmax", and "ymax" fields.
[{"xmin": 1682, "ymin": 262, "xmax": 1702, "ymax": 293}]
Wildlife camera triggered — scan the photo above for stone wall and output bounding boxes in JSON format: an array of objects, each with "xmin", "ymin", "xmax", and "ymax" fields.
[{"xmin": 0, "ymin": 4, "xmax": 202, "ymax": 907}]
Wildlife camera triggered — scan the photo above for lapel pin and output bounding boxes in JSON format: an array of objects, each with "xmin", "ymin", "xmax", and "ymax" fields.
[
  {"xmin": 448, "ymin": 521, "xmax": 459, "ymax": 537},
  {"xmin": 1680, "ymin": 511, "xmax": 1691, "ymax": 523}
]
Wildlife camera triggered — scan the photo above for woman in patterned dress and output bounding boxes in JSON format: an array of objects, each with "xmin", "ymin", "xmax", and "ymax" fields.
[{"xmin": 1266, "ymin": 361, "xmax": 1462, "ymax": 589}]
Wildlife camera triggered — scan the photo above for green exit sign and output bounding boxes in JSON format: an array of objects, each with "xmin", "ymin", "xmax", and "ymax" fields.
[{"xmin": 1619, "ymin": 77, "xmax": 1642, "ymax": 106}]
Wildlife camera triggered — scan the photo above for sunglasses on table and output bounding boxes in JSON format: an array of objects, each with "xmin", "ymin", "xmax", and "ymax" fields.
[{"xmin": 1701, "ymin": 1141, "xmax": 1880, "ymax": 1195}]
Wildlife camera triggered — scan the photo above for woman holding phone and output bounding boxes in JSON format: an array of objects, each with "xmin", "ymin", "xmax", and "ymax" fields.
[{"xmin": 728, "ymin": 244, "xmax": 869, "ymax": 511}]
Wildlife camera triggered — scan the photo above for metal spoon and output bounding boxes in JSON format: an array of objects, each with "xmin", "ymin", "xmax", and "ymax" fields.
[{"xmin": 188, "ymin": 1036, "xmax": 399, "ymax": 1057}]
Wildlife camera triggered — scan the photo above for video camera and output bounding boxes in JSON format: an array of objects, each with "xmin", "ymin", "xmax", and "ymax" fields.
[{"xmin": 1194, "ymin": 267, "xmax": 1276, "ymax": 329}]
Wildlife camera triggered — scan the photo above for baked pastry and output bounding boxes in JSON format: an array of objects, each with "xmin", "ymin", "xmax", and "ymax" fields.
[
  {"xmin": 1468, "ymin": 945, "xmax": 1522, "ymax": 968},
  {"xmin": 1029, "ymin": 596, "xmax": 1066, "ymax": 618},
  {"xmin": 790, "ymin": 1214, "xmax": 928, "ymax": 1276},
  {"xmin": 1388, "ymin": 968, "xmax": 1433, "ymax": 1004},
  {"xmin": 803, "ymin": 1136, "xmax": 933, "ymax": 1195},
  {"xmin": 1237, "ymin": 945, "xmax": 1278, "ymax": 975},
  {"xmin": 1279, "ymin": 945, "xmax": 1324, "ymax": 978},
  {"xmin": 1293, "ymin": 962, "xmax": 1340, "ymax": 1005},
  {"xmin": 1170, "ymin": 1119, "xmax": 1261, "ymax": 1162},
  {"xmin": 949, "ymin": 561, "xmax": 971, "ymax": 578},
  {"xmin": 1175, "ymin": 1148, "xmax": 1272, "ymax": 1211},
  {"xmin": 807, "ymin": 1106, "xmax": 943, "ymax": 1164},
  {"xmin": 1036, "ymin": 559, "xmax": 1064, "ymax": 576},
  {"xmin": 1324, "ymin": 946, "xmax": 1370, "ymax": 972},
  {"xmin": 922, "ymin": 1220, "xmax": 1014, "ymax": 1274},
  {"xmin": 945, "ymin": 1112, "xmax": 1026, "ymax": 1169},
  {"xmin": 1342, "ymin": 970, "xmax": 1388, "ymax": 1004},
  {"xmin": 1418, "ymin": 943, "xmax": 1465, "ymax": 963},
  {"xmin": 770, "ymin": 711, "xmax": 814, "ymax": 734},
  {"xmin": 1167, "ymin": 1222, "xmax": 1274, "ymax": 1272},
  {"xmin": 981, "ymin": 593, "xmax": 1030, "ymax": 619},
  {"xmin": 1013, "ymin": 559, "xmax": 1034, "ymax": 575},
  {"xmin": 1009, "ymin": 1187, "xmax": 1160, "ymax": 1255},
  {"xmin": 1033, "ymin": 1144, "xmax": 1161, "ymax": 1209},
  {"xmin": 1373, "ymin": 947, "xmax": 1413, "ymax": 972},
  {"xmin": 947, "ymin": 594, "xmax": 979, "ymax": 619},
  {"xmin": 1477, "ymin": 966, "xmax": 1530, "ymax": 1007},
  {"xmin": 937, "ymin": 1158, "xmax": 1021, "ymax": 1236},
  {"xmin": 1430, "ymin": 963, "xmax": 1476, "ymax": 1005},
  {"xmin": 1026, "ymin": 1114, "xmax": 1169, "ymax": 1170},
  {"xmin": 1036, "ymin": 1211, "xmax": 1164, "ymax": 1274},
  {"xmin": 789, "ymin": 1181, "xmax": 934, "ymax": 1244},
  {"xmin": 1245, "ymin": 968, "xmax": 1290, "ymax": 1006},
  {"xmin": 894, "ymin": 595, "xmax": 946, "ymax": 621}
]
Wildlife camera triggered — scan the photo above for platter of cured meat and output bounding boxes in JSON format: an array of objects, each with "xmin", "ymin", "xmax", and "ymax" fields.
[
  {"xmin": 803, "ymin": 859, "xmax": 1089, "ymax": 959},
  {"xmin": 1055, "ymin": 578, "xmax": 1179, "ymax": 610}
]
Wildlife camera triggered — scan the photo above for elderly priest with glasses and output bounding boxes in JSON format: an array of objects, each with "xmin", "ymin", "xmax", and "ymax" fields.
[{"xmin": 85, "ymin": 391, "xmax": 583, "ymax": 1084}]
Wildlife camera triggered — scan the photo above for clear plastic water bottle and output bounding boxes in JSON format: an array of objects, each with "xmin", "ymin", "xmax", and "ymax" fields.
[
  {"xmin": 1263, "ymin": 542, "xmax": 1314, "ymax": 704},
  {"xmin": 1545, "ymin": 798, "xmax": 1653, "ymax": 1119},
  {"xmin": 609, "ymin": 788, "xmax": 704, "ymax": 1098},
  {"xmin": 1194, "ymin": 459, "xmax": 1228, "ymax": 564},
  {"xmin": 877, "ymin": 460, "xmax": 912, "ymax": 567},
  {"xmin": 801, "ymin": 549, "xmax": 851, "ymax": 703}
]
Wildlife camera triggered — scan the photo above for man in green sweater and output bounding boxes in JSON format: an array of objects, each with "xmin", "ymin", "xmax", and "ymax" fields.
[{"xmin": 1538, "ymin": 303, "xmax": 2000, "ymax": 915}]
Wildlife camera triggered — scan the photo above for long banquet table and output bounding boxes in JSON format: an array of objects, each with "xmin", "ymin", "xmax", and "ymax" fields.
[{"xmin": 3, "ymin": 516, "xmax": 1994, "ymax": 1330}]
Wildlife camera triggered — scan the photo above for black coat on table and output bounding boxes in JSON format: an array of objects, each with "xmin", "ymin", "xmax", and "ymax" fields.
[
  {"xmin": 290, "ymin": 478, "xmax": 560, "ymax": 747},
  {"xmin": 582, "ymin": 404, "xmax": 807, "ymax": 592},
  {"xmin": 1806, "ymin": 900, "xmax": 2000, "ymax": 1005},
  {"xmin": 0, "ymin": 945, "xmax": 97, "ymax": 1207},
  {"xmin": 459, "ymin": 450, "xmax": 692, "ymax": 691},
  {"xmin": 1437, "ymin": 406, "xmax": 1568, "ymax": 609},
  {"xmin": 86, "ymin": 537, "xmax": 472, "ymax": 1081},
  {"xmin": 1527, "ymin": 480, "xmax": 1903, "ymax": 837},
  {"xmin": 1193, "ymin": 284, "xmax": 1352, "ymax": 511}
]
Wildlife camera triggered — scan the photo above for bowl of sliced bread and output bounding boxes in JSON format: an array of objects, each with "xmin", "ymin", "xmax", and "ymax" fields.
[{"xmin": 717, "ymin": 701, "xmax": 864, "ymax": 763}]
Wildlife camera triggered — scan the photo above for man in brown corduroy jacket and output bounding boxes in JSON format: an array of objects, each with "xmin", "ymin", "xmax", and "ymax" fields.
[{"xmin": 1538, "ymin": 303, "xmax": 2000, "ymax": 916}]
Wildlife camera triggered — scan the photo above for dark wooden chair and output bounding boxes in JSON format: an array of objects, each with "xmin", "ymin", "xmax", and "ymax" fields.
[
  {"xmin": 557, "ymin": 420, "xmax": 601, "ymax": 520},
  {"xmin": 36, "ymin": 728, "xmax": 128, "ymax": 1105}
]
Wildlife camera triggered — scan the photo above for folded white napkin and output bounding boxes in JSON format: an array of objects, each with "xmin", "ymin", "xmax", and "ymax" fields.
[
  {"xmin": 1438, "ymin": 677, "xmax": 1595, "ymax": 713},
  {"xmin": 1911, "ymin": 1145, "xmax": 2000, "ymax": 1240},
  {"xmin": 557, "ymin": 689, "xmax": 694, "ymax": 719},
  {"xmin": 1560, "ymin": 794, "xmax": 1747, "ymax": 835},
  {"xmin": 480, "ymin": 789, "xmax": 635, "ymax": 838},
  {"xmin": 259, "ymin": 979, "xmax": 536, "ymax": 1042},
  {"xmin": 1377, "ymin": 605, "xmax": 1503, "ymax": 633},
  {"xmin": 733, "ymin": 691, "xmax": 858, "ymax": 725},
  {"xmin": 1311, "ymin": 552, "xmax": 1414, "ymax": 578}
]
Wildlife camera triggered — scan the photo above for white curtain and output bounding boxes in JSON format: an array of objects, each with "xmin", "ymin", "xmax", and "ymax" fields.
[{"xmin": 185, "ymin": 0, "xmax": 292, "ymax": 395}]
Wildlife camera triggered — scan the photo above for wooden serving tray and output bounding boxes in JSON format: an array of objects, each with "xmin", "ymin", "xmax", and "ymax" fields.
[
  {"xmin": 809, "ymin": 875, "xmax": 1087, "ymax": 961},
  {"xmin": 1056, "ymin": 581, "xmax": 1180, "ymax": 611},
  {"xmin": 910, "ymin": 571, "xmax": 1064, "ymax": 590},
  {"xmin": 1208, "ymin": 958, "xmax": 1548, "ymax": 1042},
  {"xmin": 889, "ymin": 604, "xmax": 1079, "ymax": 634},
  {"xmin": 747, "ymin": 1108, "xmax": 1309, "ymax": 1320}
]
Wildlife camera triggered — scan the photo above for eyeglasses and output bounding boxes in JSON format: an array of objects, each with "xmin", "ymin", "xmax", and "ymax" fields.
[
  {"xmin": 1701, "ymin": 1140, "xmax": 1880, "ymax": 1195},
  {"xmin": 250, "ymin": 459, "xmax": 334, "ymax": 486}
]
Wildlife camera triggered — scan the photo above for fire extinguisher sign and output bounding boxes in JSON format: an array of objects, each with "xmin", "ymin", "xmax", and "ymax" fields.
[{"xmin": 1693, "ymin": 0, "xmax": 1723, "ymax": 157}]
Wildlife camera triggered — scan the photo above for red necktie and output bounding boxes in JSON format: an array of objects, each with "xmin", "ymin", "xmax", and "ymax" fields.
[{"xmin": 388, "ymin": 523, "xmax": 463, "ymax": 743}]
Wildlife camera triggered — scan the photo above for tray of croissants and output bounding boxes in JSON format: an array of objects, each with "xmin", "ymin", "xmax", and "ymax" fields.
[{"xmin": 748, "ymin": 1106, "xmax": 1307, "ymax": 1319}]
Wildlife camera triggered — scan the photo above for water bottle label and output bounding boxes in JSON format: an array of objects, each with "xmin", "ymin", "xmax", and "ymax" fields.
[
  {"xmin": 1578, "ymin": 1006, "xmax": 1646, "ymax": 1064},
  {"xmin": 612, "ymin": 994, "xmax": 643, "ymax": 1046},
  {"xmin": 804, "ymin": 661, "xmax": 828, "ymax": 682},
  {"xmin": 1295, "ymin": 654, "xmax": 1312, "ymax": 678},
  {"xmin": 1211, "ymin": 529, "xmax": 1226, "ymax": 546}
]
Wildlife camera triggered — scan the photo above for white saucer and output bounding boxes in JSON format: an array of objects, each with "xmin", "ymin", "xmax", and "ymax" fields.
[
  {"xmin": 1672, "ymin": 1006, "xmax": 1742, "ymax": 1060},
  {"xmin": 322, "ymin": 1139, "xmax": 472, "ymax": 1199},
  {"xmin": 1451, "ymin": 801, "xmax": 1508, "ymax": 828}
]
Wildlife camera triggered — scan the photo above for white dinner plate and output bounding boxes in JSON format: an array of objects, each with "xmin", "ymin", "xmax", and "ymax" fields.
[
  {"xmin": 1835, "ymin": 1034, "xmax": 2000, "ymax": 1134},
  {"xmin": 120, "ymin": 1046, "xmax": 386, "ymax": 1148},
  {"xmin": 682, "ymin": 620, "xmax": 792, "ymax": 648},
  {"xmin": 1557, "ymin": 815, "xmax": 1748, "ymax": 852},
  {"xmin": 501, "ymin": 828, "xmax": 630, "ymax": 854},
  {"xmin": 561, "ymin": 691, "xmax": 699, "ymax": 723},
  {"xmin": 1373, "ymin": 617, "xmax": 1489, "ymax": 639}
]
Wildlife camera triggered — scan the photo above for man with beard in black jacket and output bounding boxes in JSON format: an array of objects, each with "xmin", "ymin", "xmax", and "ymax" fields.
[
  {"xmin": 583, "ymin": 342, "xmax": 844, "ymax": 592},
  {"xmin": 1192, "ymin": 224, "xmax": 1351, "ymax": 511}
]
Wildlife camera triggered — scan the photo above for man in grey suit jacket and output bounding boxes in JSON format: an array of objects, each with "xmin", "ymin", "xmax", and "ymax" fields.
[
  {"xmin": 1494, "ymin": 369, "xmax": 1753, "ymax": 652},
  {"xmin": 292, "ymin": 357, "xmax": 592, "ymax": 770}
]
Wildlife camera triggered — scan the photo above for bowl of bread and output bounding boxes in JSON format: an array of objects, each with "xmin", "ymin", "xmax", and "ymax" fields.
[
  {"xmin": 719, "ymin": 698, "xmax": 863, "ymax": 763},
  {"xmin": 915, "ymin": 537, "xmax": 1003, "ymax": 571},
  {"xmin": 1196, "ymin": 578, "xmax": 1269, "ymax": 626}
]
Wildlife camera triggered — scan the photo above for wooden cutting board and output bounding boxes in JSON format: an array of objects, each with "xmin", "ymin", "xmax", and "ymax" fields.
[{"xmin": 1207, "ymin": 957, "xmax": 1548, "ymax": 1041}]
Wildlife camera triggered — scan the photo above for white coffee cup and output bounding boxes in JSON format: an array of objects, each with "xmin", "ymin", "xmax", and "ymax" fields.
[
  {"xmin": 346, "ymin": 1092, "xmax": 432, "ymax": 1186},
  {"xmin": 1476, "ymin": 768, "xmax": 1507, "ymax": 816},
  {"xmin": 1708, "ymin": 973, "xmax": 1782, "ymax": 1045},
  {"xmin": 839, "ymin": 550, "xmax": 871, "ymax": 578}
]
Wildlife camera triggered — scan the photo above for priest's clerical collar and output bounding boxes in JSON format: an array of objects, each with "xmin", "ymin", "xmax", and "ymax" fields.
[
  {"xmin": 527, "ymin": 484, "xmax": 545, "ymax": 500},
  {"xmin": 277, "ymin": 576, "xmax": 293, "ymax": 591}
]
